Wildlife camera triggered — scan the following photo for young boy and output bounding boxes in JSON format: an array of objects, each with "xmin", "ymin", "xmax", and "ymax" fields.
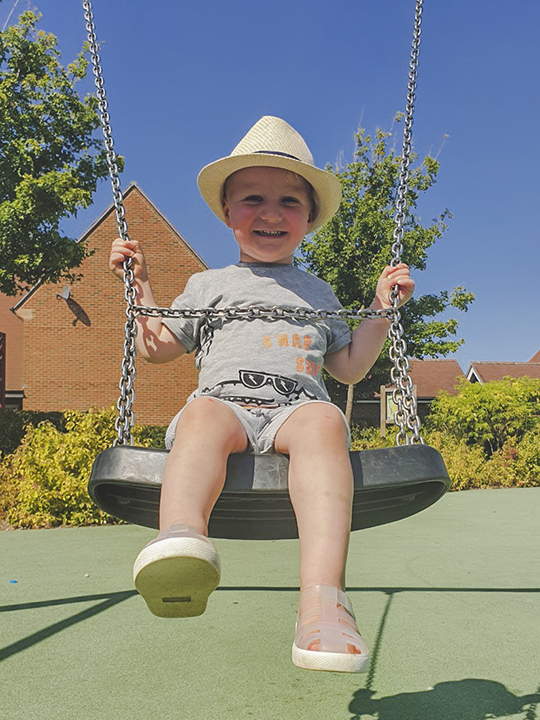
[{"xmin": 109, "ymin": 116, "xmax": 414, "ymax": 673}]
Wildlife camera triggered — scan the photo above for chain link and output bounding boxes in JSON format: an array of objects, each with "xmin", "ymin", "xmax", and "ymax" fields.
[
  {"xmin": 388, "ymin": 0, "xmax": 424, "ymax": 445},
  {"xmin": 83, "ymin": 0, "xmax": 137, "ymax": 446},
  {"xmin": 134, "ymin": 305, "xmax": 394, "ymax": 322},
  {"xmin": 82, "ymin": 0, "xmax": 424, "ymax": 448}
]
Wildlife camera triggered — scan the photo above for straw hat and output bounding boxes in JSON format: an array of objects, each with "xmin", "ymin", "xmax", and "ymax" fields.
[{"xmin": 197, "ymin": 116, "xmax": 342, "ymax": 231}]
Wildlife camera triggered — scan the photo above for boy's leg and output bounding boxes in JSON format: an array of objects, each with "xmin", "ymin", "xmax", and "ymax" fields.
[
  {"xmin": 275, "ymin": 403, "xmax": 368, "ymax": 666},
  {"xmin": 160, "ymin": 396, "xmax": 249, "ymax": 535},
  {"xmin": 273, "ymin": 402, "xmax": 353, "ymax": 591},
  {"xmin": 133, "ymin": 397, "xmax": 248, "ymax": 618}
]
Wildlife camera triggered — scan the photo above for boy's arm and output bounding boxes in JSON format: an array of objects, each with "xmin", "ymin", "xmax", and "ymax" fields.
[
  {"xmin": 324, "ymin": 315, "xmax": 390, "ymax": 385},
  {"xmin": 110, "ymin": 238, "xmax": 187, "ymax": 364},
  {"xmin": 324, "ymin": 264, "xmax": 414, "ymax": 385},
  {"xmin": 133, "ymin": 278, "xmax": 187, "ymax": 364}
]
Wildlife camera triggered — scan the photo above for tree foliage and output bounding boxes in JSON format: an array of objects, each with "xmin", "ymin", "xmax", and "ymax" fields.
[
  {"xmin": 298, "ymin": 122, "xmax": 474, "ymax": 398},
  {"xmin": 0, "ymin": 11, "xmax": 112, "ymax": 295}
]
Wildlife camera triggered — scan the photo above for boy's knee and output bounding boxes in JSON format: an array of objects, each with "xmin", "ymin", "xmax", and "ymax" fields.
[
  {"xmin": 174, "ymin": 397, "xmax": 247, "ymax": 451},
  {"xmin": 180, "ymin": 396, "xmax": 220, "ymax": 420},
  {"xmin": 305, "ymin": 404, "xmax": 348, "ymax": 436},
  {"xmin": 279, "ymin": 403, "xmax": 349, "ymax": 452},
  {"xmin": 178, "ymin": 397, "xmax": 233, "ymax": 430}
]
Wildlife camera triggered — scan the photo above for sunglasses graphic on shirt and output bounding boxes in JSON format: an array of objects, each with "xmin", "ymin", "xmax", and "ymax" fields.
[{"xmin": 239, "ymin": 370, "xmax": 298, "ymax": 396}]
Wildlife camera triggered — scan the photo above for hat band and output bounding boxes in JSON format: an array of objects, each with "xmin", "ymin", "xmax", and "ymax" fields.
[{"xmin": 254, "ymin": 150, "xmax": 302, "ymax": 161}]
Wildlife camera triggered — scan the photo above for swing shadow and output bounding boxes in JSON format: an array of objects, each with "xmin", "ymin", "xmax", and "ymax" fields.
[
  {"xmin": 1, "ymin": 587, "xmax": 539, "ymax": 720},
  {"xmin": 348, "ymin": 681, "xmax": 540, "ymax": 720},
  {"xmin": 1, "ymin": 585, "xmax": 538, "ymax": 666},
  {"xmin": 349, "ymin": 590, "xmax": 540, "ymax": 720},
  {"xmin": 0, "ymin": 590, "xmax": 136, "ymax": 663}
]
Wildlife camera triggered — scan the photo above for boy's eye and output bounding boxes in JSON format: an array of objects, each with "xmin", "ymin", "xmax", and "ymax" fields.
[
  {"xmin": 243, "ymin": 195, "xmax": 263, "ymax": 203},
  {"xmin": 282, "ymin": 196, "xmax": 300, "ymax": 205}
]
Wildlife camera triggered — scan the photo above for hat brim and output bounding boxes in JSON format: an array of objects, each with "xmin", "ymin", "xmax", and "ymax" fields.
[{"xmin": 197, "ymin": 153, "xmax": 342, "ymax": 232}]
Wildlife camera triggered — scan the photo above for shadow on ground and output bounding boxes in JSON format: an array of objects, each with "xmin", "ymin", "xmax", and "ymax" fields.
[
  {"xmin": 2, "ymin": 588, "xmax": 539, "ymax": 720},
  {"xmin": 0, "ymin": 590, "xmax": 136, "ymax": 662},
  {"xmin": 349, "ymin": 680, "xmax": 540, "ymax": 720}
]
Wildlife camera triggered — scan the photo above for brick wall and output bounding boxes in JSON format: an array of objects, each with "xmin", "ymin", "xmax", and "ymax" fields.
[
  {"xmin": 17, "ymin": 183, "xmax": 207, "ymax": 426},
  {"xmin": 0, "ymin": 292, "xmax": 24, "ymax": 396}
]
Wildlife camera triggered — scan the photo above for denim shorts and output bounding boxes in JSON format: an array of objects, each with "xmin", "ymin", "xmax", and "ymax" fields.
[{"xmin": 165, "ymin": 398, "xmax": 350, "ymax": 454}]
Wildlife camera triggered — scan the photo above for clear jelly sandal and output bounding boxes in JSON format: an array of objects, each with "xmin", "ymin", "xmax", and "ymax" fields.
[
  {"xmin": 133, "ymin": 524, "xmax": 220, "ymax": 618},
  {"xmin": 292, "ymin": 584, "xmax": 370, "ymax": 673}
]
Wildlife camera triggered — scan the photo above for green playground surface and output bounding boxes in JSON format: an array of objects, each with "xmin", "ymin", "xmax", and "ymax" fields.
[{"xmin": 1, "ymin": 487, "xmax": 539, "ymax": 720}]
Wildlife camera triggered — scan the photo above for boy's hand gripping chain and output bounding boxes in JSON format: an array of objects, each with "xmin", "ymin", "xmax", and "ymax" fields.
[
  {"xmin": 83, "ymin": 0, "xmax": 136, "ymax": 446},
  {"xmin": 83, "ymin": 0, "xmax": 424, "ymax": 446},
  {"xmin": 388, "ymin": 0, "xmax": 424, "ymax": 445}
]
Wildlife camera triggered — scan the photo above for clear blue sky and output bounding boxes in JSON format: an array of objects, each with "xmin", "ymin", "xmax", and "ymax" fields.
[{"xmin": 3, "ymin": 0, "xmax": 539, "ymax": 369}]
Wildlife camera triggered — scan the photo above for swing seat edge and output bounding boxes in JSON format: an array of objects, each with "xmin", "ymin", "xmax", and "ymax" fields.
[{"xmin": 88, "ymin": 445, "xmax": 450, "ymax": 540}]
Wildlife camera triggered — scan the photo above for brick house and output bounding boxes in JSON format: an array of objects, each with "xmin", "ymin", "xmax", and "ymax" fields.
[
  {"xmin": 0, "ymin": 291, "xmax": 25, "ymax": 409},
  {"xmin": 7, "ymin": 183, "xmax": 207, "ymax": 425},
  {"xmin": 354, "ymin": 358, "xmax": 466, "ymax": 427},
  {"xmin": 2, "ymin": 183, "xmax": 538, "ymax": 427},
  {"xmin": 410, "ymin": 358, "xmax": 466, "ymax": 401}
]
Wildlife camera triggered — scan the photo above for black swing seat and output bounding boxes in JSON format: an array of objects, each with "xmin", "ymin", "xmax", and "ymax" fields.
[{"xmin": 88, "ymin": 444, "xmax": 450, "ymax": 540}]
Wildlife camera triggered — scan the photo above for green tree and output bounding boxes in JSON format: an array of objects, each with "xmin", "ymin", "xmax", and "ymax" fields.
[
  {"xmin": 298, "ymin": 122, "xmax": 474, "ymax": 413},
  {"xmin": 0, "ymin": 10, "xmax": 112, "ymax": 296}
]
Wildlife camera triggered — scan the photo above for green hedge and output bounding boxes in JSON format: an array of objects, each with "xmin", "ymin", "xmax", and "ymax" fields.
[
  {"xmin": 0, "ymin": 408, "xmax": 167, "ymax": 529},
  {"xmin": 425, "ymin": 376, "xmax": 540, "ymax": 456},
  {"xmin": 351, "ymin": 377, "xmax": 540, "ymax": 490},
  {"xmin": 351, "ymin": 427, "xmax": 539, "ymax": 491},
  {"xmin": 0, "ymin": 409, "xmax": 66, "ymax": 457},
  {"xmin": 1, "ymin": 380, "xmax": 538, "ymax": 530},
  {"xmin": 0, "ymin": 407, "xmax": 166, "ymax": 458}
]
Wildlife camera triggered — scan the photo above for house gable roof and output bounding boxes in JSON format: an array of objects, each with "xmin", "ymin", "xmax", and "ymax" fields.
[
  {"xmin": 408, "ymin": 359, "xmax": 465, "ymax": 398},
  {"xmin": 467, "ymin": 362, "xmax": 540, "ymax": 383},
  {"xmin": 12, "ymin": 182, "xmax": 207, "ymax": 312}
]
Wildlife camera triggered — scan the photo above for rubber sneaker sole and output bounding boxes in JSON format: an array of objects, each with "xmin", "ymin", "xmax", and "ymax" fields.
[{"xmin": 133, "ymin": 537, "xmax": 220, "ymax": 618}]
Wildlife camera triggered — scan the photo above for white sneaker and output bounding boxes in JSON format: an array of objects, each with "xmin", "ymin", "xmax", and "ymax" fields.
[{"xmin": 133, "ymin": 524, "xmax": 221, "ymax": 618}]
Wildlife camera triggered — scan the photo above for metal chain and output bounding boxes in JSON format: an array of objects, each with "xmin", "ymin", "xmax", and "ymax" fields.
[
  {"xmin": 83, "ymin": 0, "xmax": 137, "ymax": 446},
  {"xmin": 388, "ymin": 0, "xmax": 424, "ymax": 445},
  {"xmin": 82, "ymin": 0, "xmax": 424, "ymax": 447},
  {"xmin": 134, "ymin": 305, "xmax": 394, "ymax": 322}
]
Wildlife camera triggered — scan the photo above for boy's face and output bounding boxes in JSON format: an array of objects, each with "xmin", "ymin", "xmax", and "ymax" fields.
[{"xmin": 222, "ymin": 166, "xmax": 314, "ymax": 264}]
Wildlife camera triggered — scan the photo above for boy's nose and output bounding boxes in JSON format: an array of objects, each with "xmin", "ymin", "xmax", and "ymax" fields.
[{"xmin": 259, "ymin": 202, "xmax": 283, "ymax": 222}]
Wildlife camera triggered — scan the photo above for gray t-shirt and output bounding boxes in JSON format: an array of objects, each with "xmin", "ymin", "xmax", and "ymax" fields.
[{"xmin": 162, "ymin": 262, "xmax": 351, "ymax": 407}]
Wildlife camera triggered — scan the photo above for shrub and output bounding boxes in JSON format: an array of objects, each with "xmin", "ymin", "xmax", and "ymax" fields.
[
  {"xmin": 138, "ymin": 423, "xmax": 167, "ymax": 448},
  {"xmin": 0, "ymin": 407, "xmax": 150, "ymax": 529},
  {"xmin": 422, "ymin": 430, "xmax": 504, "ymax": 490},
  {"xmin": 425, "ymin": 377, "xmax": 540, "ymax": 456},
  {"xmin": 494, "ymin": 431, "xmax": 540, "ymax": 488},
  {"xmin": 350, "ymin": 425, "xmax": 395, "ymax": 451},
  {"xmin": 0, "ymin": 409, "xmax": 66, "ymax": 458},
  {"xmin": 350, "ymin": 424, "xmax": 539, "ymax": 491}
]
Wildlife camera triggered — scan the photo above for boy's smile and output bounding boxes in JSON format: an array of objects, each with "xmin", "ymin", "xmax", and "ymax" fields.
[{"xmin": 222, "ymin": 166, "xmax": 314, "ymax": 264}]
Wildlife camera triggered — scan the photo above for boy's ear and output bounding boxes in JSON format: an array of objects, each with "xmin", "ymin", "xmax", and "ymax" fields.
[{"xmin": 222, "ymin": 199, "xmax": 232, "ymax": 228}]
